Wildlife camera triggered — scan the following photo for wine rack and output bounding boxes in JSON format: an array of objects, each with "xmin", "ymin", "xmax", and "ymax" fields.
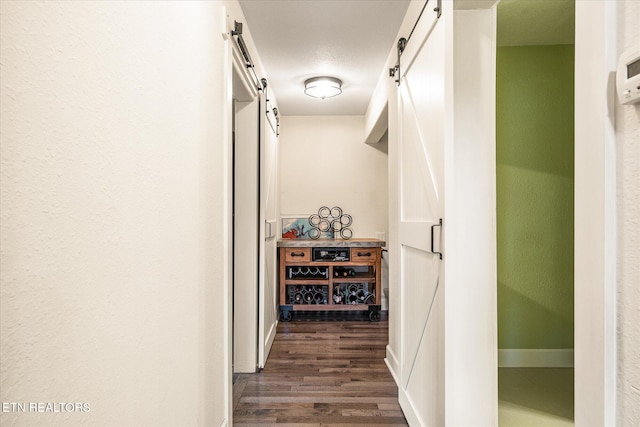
[
  {"xmin": 333, "ymin": 283, "xmax": 376, "ymax": 305},
  {"xmin": 278, "ymin": 240, "xmax": 384, "ymax": 322},
  {"xmin": 286, "ymin": 285, "xmax": 329, "ymax": 305},
  {"xmin": 286, "ymin": 266, "xmax": 329, "ymax": 280}
]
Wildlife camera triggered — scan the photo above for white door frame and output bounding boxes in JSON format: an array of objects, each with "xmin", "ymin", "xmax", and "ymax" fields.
[
  {"xmin": 231, "ymin": 39, "xmax": 260, "ymax": 374},
  {"xmin": 385, "ymin": 0, "xmax": 617, "ymax": 424},
  {"xmin": 574, "ymin": 1, "xmax": 617, "ymax": 424},
  {"xmin": 444, "ymin": 5, "xmax": 498, "ymax": 425},
  {"xmin": 445, "ymin": 1, "xmax": 618, "ymax": 423},
  {"xmin": 481, "ymin": 0, "xmax": 618, "ymax": 422},
  {"xmin": 220, "ymin": 3, "xmax": 266, "ymax": 423}
]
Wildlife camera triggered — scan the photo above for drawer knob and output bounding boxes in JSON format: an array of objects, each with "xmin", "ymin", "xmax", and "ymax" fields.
[
  {"xmin": 291, "ymin": 252, "xmax": 305, "ymax": 257},
  {"xmin": 357, "ymin": 251, "xmax": 372, "ymax": 257}
]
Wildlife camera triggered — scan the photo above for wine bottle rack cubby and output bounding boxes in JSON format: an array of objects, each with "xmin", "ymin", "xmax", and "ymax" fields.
[
  {"xmin": 286, "ymin": 266, "xmax": 329, "ymax": 280},
  {"xmin": 333, "ymin": 282, "xmax": 376, "ymax": 305},
  {"xmin": 286, "ymin": 285, "xmax": 329, "ymax": 305}
]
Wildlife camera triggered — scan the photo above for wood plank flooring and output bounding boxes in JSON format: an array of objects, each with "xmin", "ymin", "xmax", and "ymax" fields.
[{"xmin": 233, "ymin": 314, "xmax": 408, "ymax": 426}]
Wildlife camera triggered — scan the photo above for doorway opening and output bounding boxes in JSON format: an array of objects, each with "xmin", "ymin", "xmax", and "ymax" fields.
[
  {"xmin": 232, "ymin": 65, "xmax": 261, "ymax": 375},
  {"xmin": 496, "ymin": 1, "xmax": 575, "ymax": 425}
]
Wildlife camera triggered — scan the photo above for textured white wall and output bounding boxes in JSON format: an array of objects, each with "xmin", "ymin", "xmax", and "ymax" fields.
[
  {"xmin": 0, "ymin": 2, "xmax": 228, "ymax": 426},
  {"xmin": 616, "ymin": 2, "xmax": 640, "ymax": 425},
  {"xmin": 278, "ymin": 115, "xmax": 388, "ymax": 240}
]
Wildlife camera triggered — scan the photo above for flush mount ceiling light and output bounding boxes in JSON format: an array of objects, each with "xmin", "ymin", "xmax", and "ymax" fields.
[{"xmin": 304, "ymin": 77, "xmax": 342, "ymax": 99}]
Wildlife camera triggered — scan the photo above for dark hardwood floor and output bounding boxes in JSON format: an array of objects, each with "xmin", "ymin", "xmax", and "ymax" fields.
[{"xmin": 233, "ymin": 312, "xmax": 408, "ymax": 426}]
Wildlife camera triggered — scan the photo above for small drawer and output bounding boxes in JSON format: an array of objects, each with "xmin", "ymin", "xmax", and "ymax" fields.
[
  {"xmin": 351, "ymin": 248, "xmax": 377, "ymax": 262},
  {"xmin": 284, "ymin": 248, "xmax": 311, "ymax": 262}
]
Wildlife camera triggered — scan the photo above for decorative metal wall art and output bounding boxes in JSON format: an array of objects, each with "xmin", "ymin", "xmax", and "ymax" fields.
[{"xmin": 308, "ymin": 206, "xmax": 353, "ymax": 240}]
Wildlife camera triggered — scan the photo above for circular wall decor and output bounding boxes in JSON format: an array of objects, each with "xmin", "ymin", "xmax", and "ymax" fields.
[{"xmin": 306, "ymin": 206, "xmax": 353, "ymax": 239}]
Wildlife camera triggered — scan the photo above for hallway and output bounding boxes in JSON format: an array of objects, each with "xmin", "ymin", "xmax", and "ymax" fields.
[{"xmin": 233, "ymin": 315, "xmax": 408, "ymax": 425}]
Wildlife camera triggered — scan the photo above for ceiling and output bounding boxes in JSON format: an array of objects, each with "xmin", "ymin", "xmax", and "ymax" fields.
[
  {"xmin": 238, "ymin": 0, "xmax": 575, "ymax": 116},
  {"xmin": 239, "ymin": 0, "xmax": 410, "ymax": 116}
]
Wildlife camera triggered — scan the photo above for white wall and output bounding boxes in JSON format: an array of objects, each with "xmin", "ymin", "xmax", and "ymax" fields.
[
  {"xmin": 615, "ymin": 2, "xmax": 640, "ymax": 425},
  {"xmin": 0, "ymin": 2, "xmax": 229, "ymax": 425},
  {"xmin": 278, "ymin": 115, "xmax": 388, "ymax": 240}
]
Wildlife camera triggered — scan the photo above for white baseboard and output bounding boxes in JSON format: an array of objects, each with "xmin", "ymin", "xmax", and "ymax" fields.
[
  {"xmin": 498, "ymin": 349, "xmax": 574, "ymax": 367},
  {"xmin": 385, "ymin": 344, "xmax": 400, "ymax": 385},
  {"xmin": 398, "ymin": 382, "xmax": 423, "ymax": 426},
  {"xmin": 386, "ymin": 346, "xmax": 425, "ymax": 424},
  {"xmin": 259, "ymin": 320, "xmax": 277, "ymax": 369}
]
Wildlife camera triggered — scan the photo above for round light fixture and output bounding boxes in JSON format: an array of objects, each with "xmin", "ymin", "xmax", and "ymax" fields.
[{"xmin": 304, "ymin": 77, "xmax": 342, "ymax": 99}]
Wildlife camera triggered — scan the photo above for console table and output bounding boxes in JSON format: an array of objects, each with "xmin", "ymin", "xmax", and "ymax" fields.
[{"xmin": 277, "ymin": 238, "xmax": 385, "ymax": 321}]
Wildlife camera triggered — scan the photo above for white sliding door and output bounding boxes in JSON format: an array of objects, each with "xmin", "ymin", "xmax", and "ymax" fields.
[
  {"xmin": 396, "ymin": 4, "xmax": 445, "ymax": 425},
  {"xmin": 258, "ymin": 93, "xmax": 279, "ymax": 368}
]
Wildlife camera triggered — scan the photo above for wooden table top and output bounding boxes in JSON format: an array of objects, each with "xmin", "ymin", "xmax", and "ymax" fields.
[{"xmin": 277, "ymin": 238, "xmax": 385, "ymax": 248}]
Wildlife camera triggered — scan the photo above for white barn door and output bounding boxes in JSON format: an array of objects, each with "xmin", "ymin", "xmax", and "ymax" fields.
[
  {"xmin": 397, "ymin": 5, "xmax": 445, "ymax": 425},
  {"xmin": 258, "ymin": 93, "xmax": 279, "ymax": 368}
]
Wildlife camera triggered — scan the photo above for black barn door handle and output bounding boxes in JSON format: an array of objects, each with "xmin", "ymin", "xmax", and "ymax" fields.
[{"xmin": 431, "ymin": 218, "xmax": 443, "ymax": 260}]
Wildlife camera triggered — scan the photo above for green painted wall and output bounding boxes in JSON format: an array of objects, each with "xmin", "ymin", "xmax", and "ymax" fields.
[{"xmin": 497, "ymin": 45, "xmax": 574, "ymax": 349}]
